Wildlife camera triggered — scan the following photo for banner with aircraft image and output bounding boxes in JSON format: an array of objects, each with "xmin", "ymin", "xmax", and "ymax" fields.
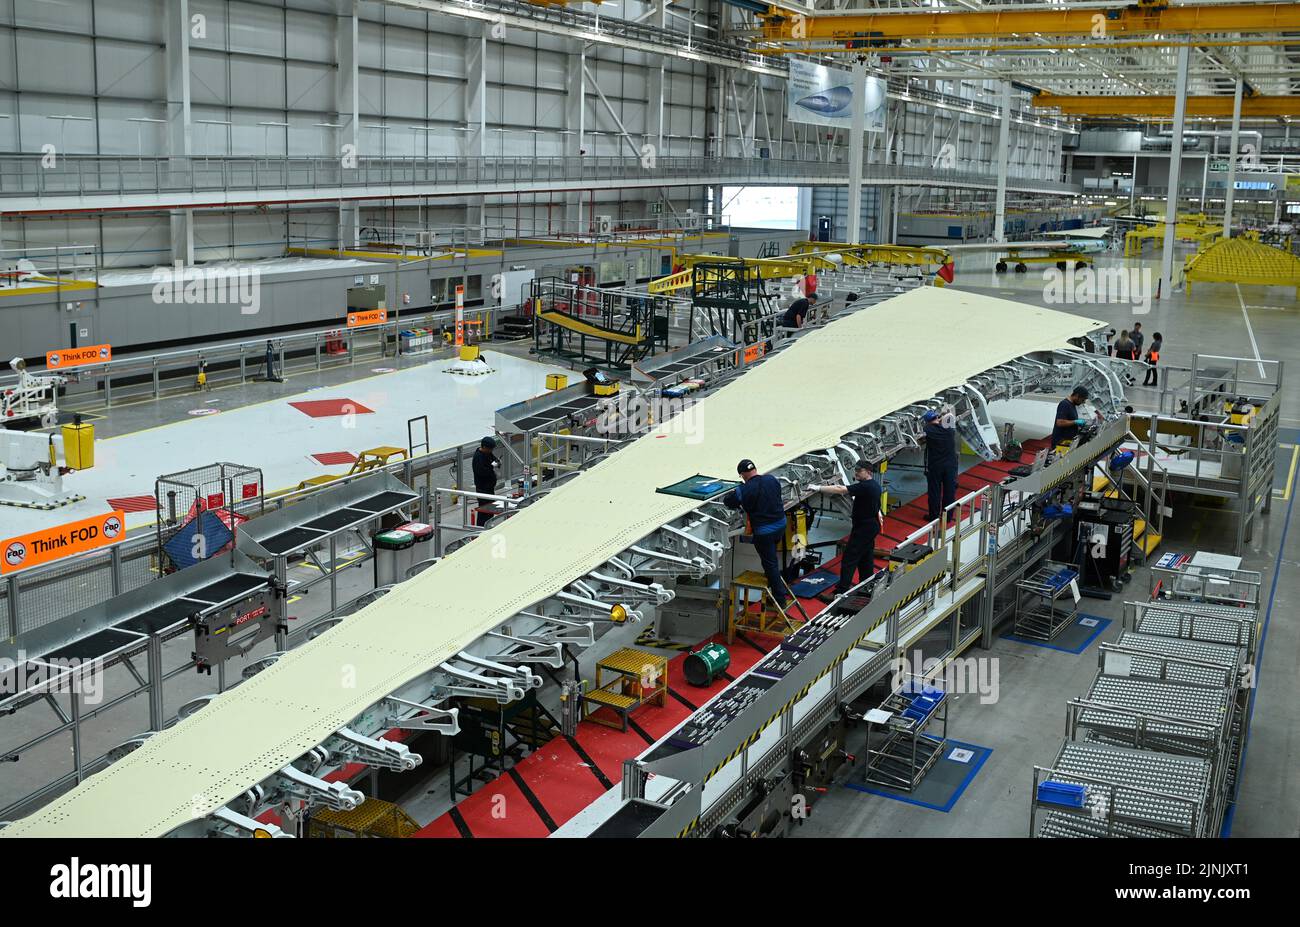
[{"xmin": 786, "ymin": 60, "xmax": 885, "ymax": 132}]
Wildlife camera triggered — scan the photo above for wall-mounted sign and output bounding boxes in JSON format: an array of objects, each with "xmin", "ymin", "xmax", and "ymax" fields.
[
  {"xmin": 47, "ymin": 344, "xmax": 112, "ymax": 369},
  {"xmin": 2, "ymin": 510, "xmax": 126, "ymax": 575},
  {"xmin": 347, "ymin": 309, "xmax": 388, "ymax": 328}
]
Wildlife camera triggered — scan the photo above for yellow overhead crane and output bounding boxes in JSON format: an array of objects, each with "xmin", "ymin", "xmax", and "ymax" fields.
[
  {"xmin": 1035, "ymin": 93, "xmax": 1300, "ymax": 119},
  {"xmin": 646, "ymin": 242, "xmax": 951, "ymax": 295},
  {"xmin": 758, "ymin": 1, "xmax": 1300, "ymax": 43}
]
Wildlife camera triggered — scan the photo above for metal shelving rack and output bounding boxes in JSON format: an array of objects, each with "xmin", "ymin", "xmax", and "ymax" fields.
[
  {"xmin": 1013, "ymin": 561, "xmax": 1079, "ymax": 641},
  {"xmin": 1033, "ymin": 740, "xmax": 1215, "ymax": 838},
  {"xmin": 861, "ymin": 677, "xmax": 949, "ymax": 792}
]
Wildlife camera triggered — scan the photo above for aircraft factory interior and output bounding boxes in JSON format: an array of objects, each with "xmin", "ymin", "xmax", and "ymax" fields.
[{"xmin": 2, "ymin": 0, "xmax": 1299, "ymax": 867}]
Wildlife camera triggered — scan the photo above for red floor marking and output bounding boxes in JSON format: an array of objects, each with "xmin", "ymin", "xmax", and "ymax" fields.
[
  {"xmin": 288, "ymin": 398, "xmax": 375, "ymax": 418},
  {"xmin": 312, "ymin": 451, "xmax": 358, "ymax": 466},
  {"xmin": 445, "ymin": 772, "xmax": 552, "ymax": 838},
  {"xmin": 106, "ymin": 495, "xmax": 157, "ymax": 513},
  {"xmin": 414, "ymin": 814, "xmax": 462, "ymax": 838},
  {"xmin": 506, "ymin": 739, "xmax": 608, "ymax": 824}
]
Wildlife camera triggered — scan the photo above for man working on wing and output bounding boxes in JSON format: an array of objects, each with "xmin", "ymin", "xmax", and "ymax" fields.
[
  {"xmin": 923, "ymin": 408, "xmax": 959, "ymax": 522},
  {"xmin": 781, "ymin": 293, "xmax": 816, "ymax": 329},
  {"xmin": 1051, "ymin": 386, "xmax": 1091, "ymax": 449},
  {"xmin": 725, "ymin": 459, "xmax": 792, "ymax": 611},
  {"xmin": 809, "ymin": 460, "xmax": 883, "ymax": 602}
]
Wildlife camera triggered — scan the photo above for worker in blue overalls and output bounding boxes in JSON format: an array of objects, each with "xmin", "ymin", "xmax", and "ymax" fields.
[
  {"xmin": 724, "ymin": 459, "xmax": 791, "ymax": 611},
  {"xmin": 809, "ymin": 459, "xmax": 883, "ymax": 602},
  {"xmin": 924, "ymin": 408, "xmax": 959, "ymax": 522}
]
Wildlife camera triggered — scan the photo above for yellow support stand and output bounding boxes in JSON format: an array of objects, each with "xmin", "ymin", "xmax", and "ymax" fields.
[
  {"xmin": 729, "ymin": 570, "xmax": 803, "ymax": 643},
  {"xmin": 582, "ymin": 647, "xmax": 668, "ymax": 731}
]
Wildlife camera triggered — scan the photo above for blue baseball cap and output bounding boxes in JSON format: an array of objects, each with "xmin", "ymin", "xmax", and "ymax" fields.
[{"xmin": 922, "ymin": 410, "xmax": 940, "ymax": 422}]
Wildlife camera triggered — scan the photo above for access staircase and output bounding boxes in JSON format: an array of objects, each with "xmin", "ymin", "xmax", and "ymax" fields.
[{"xmin": 1091, "ymin": 433, "xmax": 1171, "ymax": 562}]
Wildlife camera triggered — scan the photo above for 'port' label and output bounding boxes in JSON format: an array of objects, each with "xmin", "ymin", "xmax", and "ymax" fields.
[{"xmin": 2, "ymin": 510, "xmax": 127, "ymax": 574}]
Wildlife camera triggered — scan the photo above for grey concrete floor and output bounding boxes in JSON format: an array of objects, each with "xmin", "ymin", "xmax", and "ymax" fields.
[{"xmin": 3, "ymin": 247, "xmax": 1297, "ymax": 837}]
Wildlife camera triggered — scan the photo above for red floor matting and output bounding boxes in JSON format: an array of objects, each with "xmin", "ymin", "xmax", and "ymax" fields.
[
  {"xmin": 106, "ymin": 494, "xmax": 158, "ymax": 513},
  {"xmin": 288, "ymin": 398, "xmax": 375, "ymax": 418},
  {"xmin": 414, "ymin": 436, "xmax": 1057, "ymax": 838},
  {"xmin": 415, "ymin": 631, "xmax": 779, "ymax": 838},
  {"xmin": 311, "ymin": 451, "xmax": 359, "ymax": 466}
]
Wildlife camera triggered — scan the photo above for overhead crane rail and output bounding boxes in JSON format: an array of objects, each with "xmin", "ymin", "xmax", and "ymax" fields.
[{"xmin": 757, "ymin": 2, "xmax": 1300, "ymax": 43}]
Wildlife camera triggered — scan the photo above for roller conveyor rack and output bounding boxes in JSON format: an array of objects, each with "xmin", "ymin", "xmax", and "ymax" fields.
[
  {"xmin": 1032, "ymin": 740, "xmax": 1215, "ymax": 838},
  {"xmin": 1074, "ymin": 673, "xmax": 1233, "ymax": 760},
  {"xmin": 861, "ymin": 676, "xmax": 948, "ymax": 792},
  {"xmin": 1118, "ymin": 606, "xmax": 1255, "ymax": 796},
  {"xmin": 1125, "ymin": 600, "xmax": 1258, "ymax": 664},
  {"xmin": 1014, "ymin": 561, "xmax": 1079, "ymax": 641},
  {"xmin": 1068, "ymin": 670, "xmax": 1235, "ymax": 831}
]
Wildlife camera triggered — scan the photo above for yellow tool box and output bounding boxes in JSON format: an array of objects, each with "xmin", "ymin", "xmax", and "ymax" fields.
[
  {"xmin": 61, "ymin": 419, "xmax": 95, "ymax": 470},
  {"xmin": 546, "ymin": 373, "xmax": 568, "ymax": 390}
]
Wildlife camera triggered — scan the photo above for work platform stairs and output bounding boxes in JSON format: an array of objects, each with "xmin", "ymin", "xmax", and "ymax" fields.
[{"xmin": 1091, "ymin": 432, "xmax": 1171, "ymax": 563}]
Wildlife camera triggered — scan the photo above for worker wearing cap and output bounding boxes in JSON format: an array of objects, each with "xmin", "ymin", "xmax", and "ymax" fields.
[
  {"xmin": 781, "ymin": 293, "xmax": 816, "ymax": 329},
  {"xmin": 1051, "ymin": 385, "xmax": 1091, "ymax": 448},
  {"xmin": 809, "ymin": 460, "xmax": 883, "ymax": 601},
  {"xmin": 472, "ymin": 436, "xmax": 500, "ymax": 527},
  {"xmin": 923, "ymin": 408, "xmax": 959, "ymax": 521},
  {"xmin": 724, "ymin": 459, "xmax": 791, "ymax": 610}
]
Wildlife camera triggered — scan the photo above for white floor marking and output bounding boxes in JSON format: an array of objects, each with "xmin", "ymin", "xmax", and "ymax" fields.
[{"xmin": 1235, "ymin": 285, "xmax": 1268, "ymax": 378}]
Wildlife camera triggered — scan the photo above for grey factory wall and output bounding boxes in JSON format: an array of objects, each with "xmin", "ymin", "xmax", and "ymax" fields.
[{"xmin": 2, "ymin": 230, "xmax": 796, "ymax": 359}]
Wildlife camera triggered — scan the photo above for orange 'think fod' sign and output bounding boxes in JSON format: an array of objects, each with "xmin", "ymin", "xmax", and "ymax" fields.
[
  {"xmin": 47, "ymin": 344, "xmax": 112, "ymax": 369},
  {"xmin": 2, "ymin": 510, "xmax": 127, "ymax": 575}
]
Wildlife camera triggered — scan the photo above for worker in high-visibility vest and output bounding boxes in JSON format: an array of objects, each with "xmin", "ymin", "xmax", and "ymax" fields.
[{"xmin": 1143, "ymin": 332, "xmax": 1163, "ymax": 387}]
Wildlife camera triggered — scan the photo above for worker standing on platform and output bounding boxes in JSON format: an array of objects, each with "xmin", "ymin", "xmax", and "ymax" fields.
[
  {"xmin": 781, "ymin": 293, "xmax": 815, "ymax": 328},
  {"xmin": 809, "ymin": 460, "xmax": 883, "ymax": 601},
  {"xmin": 725, "ymin": 460, "xmax": 791, "ymax": 611},
  {"xmin": 1130, "ymin": 322, "xmax": 1145, "ymax": 360},
  {"xmin": 472, "ymin": 436, "xmax": 500, "ymax": 527},
  {"xmin": 923, "ymin": 408, "xmax": 959, "ymax": 521},
  {"xmin": 1051, "ymin": 385, "xmax": 1090, "ymax": 448}
]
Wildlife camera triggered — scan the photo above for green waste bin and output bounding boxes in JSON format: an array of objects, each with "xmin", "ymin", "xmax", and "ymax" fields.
[
  {"xmin": 373, "ymin": 529, "xmax": 414, "ymax": 587},
  {"xmin": 683, "ymin": 642, "xmax": 730, "ymax": 687}
]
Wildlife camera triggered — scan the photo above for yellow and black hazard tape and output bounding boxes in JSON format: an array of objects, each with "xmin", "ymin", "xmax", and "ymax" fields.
[
  {"xmin": 635, "ymin": 630, "xmax": 693, "ymax": 651},
  {"xmin": 2, "ymin": 494, "xmax": 85, "ymax": 510}
]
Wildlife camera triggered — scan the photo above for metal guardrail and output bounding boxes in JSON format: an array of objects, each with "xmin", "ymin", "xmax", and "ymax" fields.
[
  {"xmin": 0, "ymin": 154, "xmax": 1082, "ymax": 201},
  {"xmin": 0, "ymin": 304, "xmax": 508, "ymax": 409},
  {"xmin": 0, "ymin": 432, "xmax": 496, "ymax": 640}
]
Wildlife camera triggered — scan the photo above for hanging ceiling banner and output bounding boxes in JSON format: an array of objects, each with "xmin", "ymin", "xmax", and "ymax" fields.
[{"xmin": 787, "ymin": 60, "xmax": 885, "ymax": 132}]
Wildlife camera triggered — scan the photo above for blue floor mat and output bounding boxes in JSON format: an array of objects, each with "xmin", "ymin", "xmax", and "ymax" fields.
[
  {"xmin": 1002, "ymin": 614, "xmax": 1111, "ymax": 654},
  {"xmin": 845, "ymin": 738, "xmax": 992, "ymax": 812},
  {"xmin": 790, "ymin": 568, "xmax": 839, "ymax": 598}
]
